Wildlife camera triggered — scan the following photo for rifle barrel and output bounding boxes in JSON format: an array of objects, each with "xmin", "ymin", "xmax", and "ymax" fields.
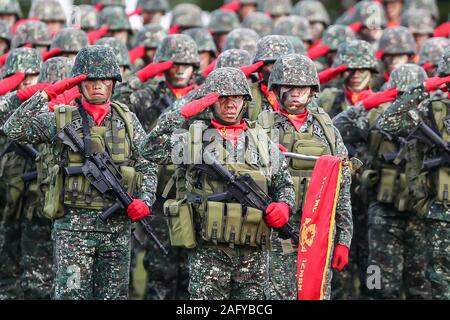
[{"xmin": 283, "ymin": 152, "xmax": 319, "ymax": 161}]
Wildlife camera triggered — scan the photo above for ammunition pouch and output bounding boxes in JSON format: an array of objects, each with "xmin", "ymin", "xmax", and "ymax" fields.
[
  {"xmin": 377, "ymin": 168, "xmax": 398, "ymax": 204},
  {"xmin": 164, "ymin": 198, "xmax": 197, "ymax": 249},
  {"xmin": 43, "ymin": 164, "xmax": 65, "ymax": 220},
  {"xmin": 435, "ymin": 167, "xmax": 450, "ymax": 207}
]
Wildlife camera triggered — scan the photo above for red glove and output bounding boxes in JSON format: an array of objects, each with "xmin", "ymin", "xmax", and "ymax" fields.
[
  {"xmin": 127, "ymin": 199, "xmax": 150, "ymax": 221},
  {"xmin": 0, "ymin": 72, "xmax": 25, "ymax": 95},
  {"xmin": 42, "ymin": 48, "xmax": 62, "ymax": 61},
  {"xmin": 169, "ymin": 24, "xmax": 181, "ymax": 34},
  {"xmin": 421, "ymin": 62, "xmax": 434, "ymax": 70},
  {"xmin": 265, "ymin": 202, "xmax": 290, "ymax": 228},
  {"xmin": 128, "ymin": 7, "xmax": 143, "ymax": 17},
  {"xmin": 240, "ymin": 61, "xmax": 264, "ymax": 77},
  {"xmin": 349, "ymin": 21, "xmax": 362, "ymax": 33},
  {"xmin": 48, "ymin": 86, "xmax": 81, "ymax": 111},
  {"xmin": 276, "ymin": 144, "xmax": 288, "ymax": 153},
  {"xmin": 332, "ymin": 244, "xmax": 349, "ymax": 271},
  {"xmin": 87, "ymin": 26, "xmax": 108, "ymax": 44},
  {"xmin": 318, "ymin": 65, "xmax": 348, "ymax": 84},
  {"xmin": 307, "ymin": 44, "xmax": 330, "ymax": 60},
  {"xmin": 425, "ymin": 76, "xmax": 450, "ymax": 92},
  {"xmin": 433, "ymin": 21, "xmax": 450, "ymax": 38},
  {"xmin": 12, "ymin": 17, "xmax": 39, "ymax": 34},
  {"xmin": 180, "ymin": 92, "xmax": 220, "ymax": 119},
  {"xmin": 219, "ymin": 1, "xmax": 241, "ymax": 12},
  {"xmin": 94, "ymin": 3, "xmax": 104, "ymax": 11},
  {"xmin": 137, "ymin": 60, "xmax": 174, "ymax": 83},
  {"xmin": 360, "ymin": 87, "xmax": 399, "ymax": 110},
  {"xmin": 16, "ymin": 82, "xmax": 51, "ymax": 101},
  {"xmin": 129, "ymin": 46, "xmax": 146, "ymax": 63},
  {"xmin": 43, "ymin": 74, "xmax": 87, "ymax": 100},
  {"xmin": 202, "ymin": 59, "xmax": 217, "ymax": 77},
  {"xmin": 375, "ymin": 49, "xmax": 384, "ymax": 60}
]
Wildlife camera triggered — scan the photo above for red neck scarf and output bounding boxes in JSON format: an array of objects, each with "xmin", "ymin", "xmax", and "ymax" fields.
[
  {"xmin": 280, "ymin": 108, "xmax": 308, "ymax": 131},
  {"xmin": 344, "ymin": 88, "xmax": 374, "ymax": 105},
  {"xmin": 260, "ymin": 83, "xmax": 281, "ymax": 111},
  {"xmin": 81, "ymin": 98, "xmax": 111, "ymax": 125},
  {"xmin": 166, "ymin": 82, "xmax": 195, "ymax": 99},
  {"xmin": 384, "ymin": 72, "xmax": 390, "ymax": 82},
  {"xmin": 211, "ymin": 119, "xmax": 247, "ymax": 145}
]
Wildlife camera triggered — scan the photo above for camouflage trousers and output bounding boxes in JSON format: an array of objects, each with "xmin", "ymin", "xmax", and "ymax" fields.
[
  {"xmin": 188, "ymin": 246, "xmax": 267, "ymax": 300},
  {"xmin": 0, "ymin": 216, "xmax": 53, "ymax": 300},
  {"xmin": 52, "ymin": 228, "xmax": 131, "ymax": 300},
  {"xmin": 366, "ymin": 201, "xmax": 431, "ymax": 299},
  {"xmin": 425, "ymin": 217, "xmax": 450, "ymax": 300}
]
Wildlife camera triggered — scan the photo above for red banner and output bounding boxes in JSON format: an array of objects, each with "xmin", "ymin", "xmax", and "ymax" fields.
[{"xmin": 297, "ymin": 155, "xmax": 342, "ymax": 300}]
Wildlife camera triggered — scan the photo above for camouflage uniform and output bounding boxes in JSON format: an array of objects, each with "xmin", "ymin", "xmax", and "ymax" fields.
[
  {"xmin": 241, "ymin": 12, "xmax": 273, "ymax": 38},
  {"xmin": 333, "ymin": 64, "xmax": 431, "ymax": 299},
  {"xmin": 132, "ymin": 24, "xmax": 166, "ymax": 71},
  {"xmin": 222, "ymin": 28, "xmax": 260, "ymax": 57},
  {"xmin": 141, "ymin": 67, "xmax": 296, "ymax": 300},
  {"xmin": 419, "ymin": 37, "xmax": 450, "ymax": 78},
  {"xmin": 259, "ymin": 54, "xmax": 353, "ymax": 300},
  {"xmin": 3, "ymin": 46, "xmax": 157, "ymax": 300},
  {"xmin": 0, "ymin": 20, "xmax": 11, "ymax": 54},
  {"xmin": 11, "ymin": 20, "xmax": 51, "ymax": 51},
  {"xmin": 377, "ymin": 47, "xmax": 450, "ymax": 299}
]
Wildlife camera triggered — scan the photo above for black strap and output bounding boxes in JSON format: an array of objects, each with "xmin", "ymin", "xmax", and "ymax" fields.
[{"xmin": 78, "ymin": 106, "xmax": 92, "ymax": 157}]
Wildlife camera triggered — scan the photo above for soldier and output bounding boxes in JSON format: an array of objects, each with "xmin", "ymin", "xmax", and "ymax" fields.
[
  {"xmin": 98, "ymin": 5, "xmax": 132, "ymax": 45},
  {"xmin": 131, "ymin": 24, "xmax": 166, "ymax": 71},
  {"xmin": 377, "ymin": 46, "xmax": 450, "ymax": 300},
  {"xmin": 241, "ymin": 12, "xmax": 273, "ymax": 38},
  {"xmin": 95, "ymin": 37, "xmax": 132, "ymax": 81},
  {"xmin": 74, "ymin": 5, "xmax": 98, "ymax": 34},
  {"xmin": 261, "ymin": 0, "xmax": 292, "ymax": 24},
  {"xmin": 256, "ymin": 53, "xmax": 352, "ymax": 300},
  {"xmin": 140, "ymin": 67, "xmax": 296, "ymax": 300},
  {"xmin": 0, "ymin": 0, "xmax": 22, "ymax": 28},
  {"xmin": 136, "ymin": 0, "xmax": 170, "ymax": 25},
  {"xmin": 49, "ymin": 28, "xmax": 89, "ymax": 60},
  {"xmin": 92, "ymin": 0, "xmax": 126, "ymax": 9},
  {"xmin": 224, "ymin": 0, "xmax": 259, "ymax": 21},
  {"xmin": 381, "ymin": 0, "xmax": 404, "ymax": 27},
  {"xmin": 404, "ymin": 0, "xmax": 440, "ymax": 22},
  {"xmin": 28, "ymin": 0, "xmax": 67, "ymax": 35},
  {"xmin": 11, "ymin": 20, "xmax": 52, "ymax": 53},
  {"xmin": 333, "ymin": 63, "xmax": 432, "ymax": 299},
  {"xmin": 208, "ymin": 9, "xmax": 240, "ymax": 53},
  {"xmin": 272, "ymin": 16, "xmax": 313, "ymax": 50},
  {"xmin": 418, "ymin": 37, "xmax": 450, "ymax": 78},
  {"xmin": 215, "ymin": 49, "xmax": 252, "ymax": 70},
  {"xmin": 182, "ymin": 28, "xmax": 218, "ymax": 75},
  {"xmin": 222, "ymin": 28, "xmax": 260, "ymax": 57},
  {"xmin": 0, "ymin": 20, "xmax": 11, "ymax": 55},
  {"xmin": 374, "ymin": 26, "xmax": 417, "ymax": 90},
  {"xmin": 401, "ymin": 9, "xmax": 435, "ymax": 52},
  {"xmin": 3, "ymin": 45, "xmax": 157, "ymax": 300},
  {"xmin": 245, "ymin": 35, "xmax": 295, "ymax": 121},
  {"xmin": 292, "ymin": 0, "xmax": 331, "ymax": 44},
  {"xmin": 354, "ymin": 1, "xmax": 387, "ymax": 45},
  {"xmin": 284, "ymin": 36, "xmax": 306, "ymax": 55},
  {"xmin": 169, "ymin": 3, "xmax": 203, "ymax": 33}
]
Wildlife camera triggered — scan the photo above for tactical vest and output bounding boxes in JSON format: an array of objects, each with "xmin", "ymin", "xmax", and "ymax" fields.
[
  {"xmin": 246, "ymin": 82, "xmax": 264, "ymax": 122},
  {"xmin": 164, "ymin": 120, "xmax": 273, "ymax": 251},
  {"xmin": 260, "ymin": 108, "xmax": 336, "ymax": 214},
  {"xmin": 320, "ymin": 88, "xmax": 348, "ymax": 119},
  {"xmin": 47, "ymin": 102, "xmax": 141, "ymax": 216}
]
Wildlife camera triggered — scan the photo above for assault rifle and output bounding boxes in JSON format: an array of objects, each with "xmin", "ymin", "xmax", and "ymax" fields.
[{"xmin": 1, "ymin": 141, "xmax": 39, "ymax": 183}]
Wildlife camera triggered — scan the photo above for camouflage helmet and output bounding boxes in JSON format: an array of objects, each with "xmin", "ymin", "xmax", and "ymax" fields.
[
  {"xmin": 92, "ymin": 0, "xmax": 126, "ymax": 7},
  {"xmin": 51, "ymin": 28, "xmax": 88, "ymax": 54},
  {"xmin": 76, "ymin": 5, "xmax": 99, "ymax": 31},
  {"xmin": 222, "ymin": 28, "xmax": 260, "ymax": 56},
  {"xmin": 216, "ymin": 49, "xmax": 252, "ymax": 69},
  {"xmin": 273, "ymin": 16, "xmax": 313, "ymax": 42},
  {"xmin": 241, "ymin": 12, "xmax": 273, "ymax": 37},
  {"xmin": 170, "ymin": 3, "xmax": 203, "ymax": 28},
  {"xmin": 354, "ymin": 1, "xmax": 387, "ymax": 29},
  {"xmin": 38, "ymin": 56, "xmax": 74, "ymax": 83},
  {"xmin": 208, "ymin": 9, "xmax": 239, "ymax": 34},
  {"xmin": 268, "ymin": 53, "xmax": 320, "ymax": 91},
  {"xmin": 2, "ymin": 47, "xmax": 42, "ymax": 78},
  {"xmin": 198, "ymin": 67, "xmax": 252, "ymax": 100},
  {"xmin": 98, "ymin": 5, "xmax": 131, "ymax": 31},
  {"xmin": 378, "ymin": 26, "xmax": 416, "ymax": 56},
  {"xmin": 292, "ymin": 0, "xmax": 331, "ymax": 26},
  {"xmin": 154, "ymin": 34, "xmax": 200, "ymax": 66},
  {"xmin": 137, "ymin": 0, "xmax": 170, "ymax": 13},
  {"xmin": 71, "ymin": 45, "xmax": 122, "ymax": 82},
  {"xmin": 182, "ymin": 28, "xmax": 217, "ymax": 57},
  {"xmin": 12, "ymin": 20, "xmax": 51, "ymax": 48},
  {"xmin": 261, "ymin": 0, "xmax": 292, "ymax": 16},
  {"xmin": 401, "ymin": 9, "xmax": 435, "ymax": 35},
  {"xmin": 0, "ymin": 19, "xmax": 11, "ymax": 44},
  {"xmin": 284, "ymin": 36, "xmax": 306, "ymax": 55},
  {"xmin": 225, "ymin": 0, "xmax": 260, "ymax": 4},
  {"xmin": 253, "ymin": 35, "xmax": 294, "ymax": 63},
  {"xmin": 437, "ymin": 46, "xmax": 450, "ymax": 77},
  {"xmin": 389, "ymin": 63, "xmax": 427, "ymax": 92},
  {"xmin": 29, "ymin": 0, "xmax": 66, "ymax": 22},
  {"xmin": 0, "ymin": 0, "xmax": 21, "ymax": 18},
  {"xmin": 95, "ymin": 37, "xmax": 130, "ymax": 67},
  {"xmin": 419, "ymin": 37, "xmax": 450, "ymax": 66},
  {"xmin": 333, "ymin": 39, "xmax": 378, "ymax": 72},
  {"xmin": 404, "ymin": 0, "xmax": 439, "ymax": 21},
  {"xmin": 321, "ymin": 24, "xmax": 356, "ymax": 52},
  {"xmin": 135, "ymin": 24, "xmax": 167, "ymax": 49}
]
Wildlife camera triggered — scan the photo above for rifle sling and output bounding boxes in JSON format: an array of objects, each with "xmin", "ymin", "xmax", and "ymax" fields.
[{"xmin": 79, "ymin": 106, "xmax": 92, "ymax": 157}]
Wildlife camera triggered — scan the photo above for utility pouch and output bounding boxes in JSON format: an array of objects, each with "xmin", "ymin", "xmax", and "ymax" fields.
[
  {"xmin": 291, "ymin": 139, "xmax": 326, "ymax": 170},
  {"xmin": 43, "ymin": 164, "xmax": 65, "ymax": 220},
  {"xmin": 240, "ymin": 207, "xmax": 263, "ymax": 247},
  {"xmin": 436, "ymin": 167, "xmax": 450, "ymax": 207},
  {"xmin": 203, "ymin": 201, "xmax": 225, "ymax": 244},
  {"xmin": 377, "ymin": 168, "xmax": 398, "ymax": 203},
  {"xmin": 164, "ymin": 198, "xmax": 197, "ymax": 248},
  {"xmin": 223, "ymin": 203, "xmax": 243, "ymax": 248}
]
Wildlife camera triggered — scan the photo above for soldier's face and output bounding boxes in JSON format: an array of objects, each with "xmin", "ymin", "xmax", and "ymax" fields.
[
  {"xmin": 413, "ymin": 33, "xmax": 430, "ymax": 52},
  {"xmin": 199, "ymin": 52, "xmax": 214, "ymax": 72},
  {"xmin": 260, "ymin": 62, "xmax": 274, "ymax": 85},
  {"xmin": 359, "ymin": 27, "xmax": 383, "ymax": 43},
  {"xmin": 425, "ymin": 66, "xmax": 438, "ymax": 78},
  {"xmin": 344, "ymin": 69, "xmax": 372, "ymax": 92},
  {"xmin": 145, "ymin": 48, "xmax": 157, "ymax": 63},
  {"xmin": 33, "ymin": 45, "xmax": 49, "ymax": 54},
  {"xmin": 239, "ymin": 4, "xmax": 257, "ymax": 20},
  {"xmin": 213, "ymin": 95, "xmax": 245, "ymax": 124},
  {"xmin": 108, "ymin": 31, "xmax": 128, "ymax": 45},
  {"xmin": 0, "ymin": 38, "xmax": 9, "ymax": 55},
  {"xmin": 213, "ymin": 33, "xmax": 228, "ymax": 52},
  {"xmin": 270, "ymin": 15, "xmax": 285, "ymax": 25},
  {"xmin": 384, "ymin": 1, "xmax": 403, "ymax": 21},
  {"xmin": 0, "ymin": 14, "xmax": 16, "ymax": 28},
  {"xmin": 383, "ymin": 54, "xmax": 409, "ymax": 74},
  {"xmin": 46, "ymin": 21, "xmax": 64, "ymax": 35},
  {"xmin": 142, "ymin": 11, "xmax": 164, "ymax": 25},
  {"xmin": 310, "ymin": 22, "xmax": 325, "ymax": 42},
  {"xmin": 18, "ymin": 74, "xmax": 39, "ymax": 90},
  {"xmin": 165, "ymin": 64, "xmax": 194, "ymax": 88},
  {"xmin": 81, "ymin": 79, "xmax": 114, "ymax": 103},
  {"xmin": 280, "ymin": 86, "xmax": 312, "ymax": 114}
]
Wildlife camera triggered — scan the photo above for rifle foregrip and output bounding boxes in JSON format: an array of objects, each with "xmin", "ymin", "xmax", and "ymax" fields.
[
  {"xmin": 277, "ymin": 223, "xmax": 299, "ymax": 245},
  {"xmin": 99, "ymin": 201, "xmax": 122, "ymax": 221}
]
